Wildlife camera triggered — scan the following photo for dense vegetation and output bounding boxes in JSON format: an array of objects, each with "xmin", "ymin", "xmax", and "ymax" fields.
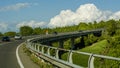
[
  {"xmin": 1, "ymin": 19, "xmax": 119, "ymax": 37},
  {"xmin": 1, "ymin": 19, "xmax": 120, "ymax": 67}
]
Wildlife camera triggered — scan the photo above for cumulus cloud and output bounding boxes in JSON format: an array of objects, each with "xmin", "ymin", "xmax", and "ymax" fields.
[
  {"xmin": 109, "ymin": 11, "xmax": 120, "ymax": 20},
  {"xmin": 0, "ymin": 23, "xmax": 8, "ymax": 32},
  {"xmin": 16, "ymin": 20, "xmax": 47, "ymax": 28},
  {"xmin": 0, "ymin": 3, "xmax": 30, "ymax": 11},
  {"xmin": 15, "ymin": 3, "xmax": 120, "ymax": 30},
  {"xmin": 49, "ymin": 10, "xmax": 77, "ymax": 27},
  {"xmin": 48, "ymin": 3, "xmax": 120, "ymax": 28}
]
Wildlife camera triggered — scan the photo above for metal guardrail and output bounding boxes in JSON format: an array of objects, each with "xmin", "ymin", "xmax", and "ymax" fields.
[
  {"xmin": 26, "ymin": 42, "xmax": 83, "ymax": 68},
  {"xmin": 26, "ymin": 41, "xmax": 120, "ymax": 68},
  {"xmin": 26, "ymin": 29, "xmax": 120, "ymax": 68}
]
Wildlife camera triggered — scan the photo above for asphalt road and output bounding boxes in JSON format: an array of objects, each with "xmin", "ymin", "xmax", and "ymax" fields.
[{"xmin": 0, "ymin": 40, "xmax": 24, "ymax": 68}]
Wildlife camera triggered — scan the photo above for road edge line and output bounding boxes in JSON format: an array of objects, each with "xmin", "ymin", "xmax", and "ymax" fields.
[{"xmin": 16, "ymin": 43, "xmax": 24, "ymax": 68}]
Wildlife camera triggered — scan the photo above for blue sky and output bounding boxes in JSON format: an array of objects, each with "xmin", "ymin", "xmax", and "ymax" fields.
[{"xmin": 0, "ymin": 0, "xmax": 120, "ymax": 33}]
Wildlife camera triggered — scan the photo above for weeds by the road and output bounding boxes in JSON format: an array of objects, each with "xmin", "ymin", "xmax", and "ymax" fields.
[{"xmin": 22, "ymin": 43, "xmax": 53, "ymax": 68}]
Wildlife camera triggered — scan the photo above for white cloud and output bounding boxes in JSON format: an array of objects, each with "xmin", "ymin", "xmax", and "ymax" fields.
[
  {"xmin": 12, "ymin": 3, "xmax": 120, "ymax": 32},
  {"xmin": 76, "ymin": 4, "xmax": 101, "ymax": 22},
  {"xmin": 16, "ymin": 20, "xmax": 47, "ymax": 28},
  {"xmin": 48, "ymin": 3, "xmax": 118, "ymax": 28},
  {"xmin": 75, "ymin": 4, "xmax": 112, "ymax": 22},
  {"xmin": 109, "ymin": 11, "xmax": 120, "ymax": 20},
  {"xmin": 49, "ymin": 10, "xmax": 76, "ymax": 27},
  {"xmin": 0, "ymin": 3, "xmax": 30, "ymax": 11},
  {"xmin": 0, "ymin": 23, "xmax": 8, "ymax": 32}
]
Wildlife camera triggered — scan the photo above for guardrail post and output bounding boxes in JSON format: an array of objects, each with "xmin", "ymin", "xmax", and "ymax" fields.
[
  {"xmin": 31, "ymin": 43, "xmax": 34, "ymax": 50},
  {"xmin": 47, "ymin": 47, "xmax": 50, "ymax": 55},
  {"xmin": 88, "ymin": 54, "xmax": 94, "ymax": 68},
  {"xmin": 56, "ymin": 49, "xmax": 59, "ymax": 59},
  {"xmin": 30, "ymin": 43, "xmax": 33, "ymax": 49},
  {"xmin": 37, "ymin": 45, "xmax": 40, "ymax": 52},
  {"xmin": 35, "ymin": 44, "xmax": 37, "ymax": 50},
  {"xmin": 68, "ymin": 50, "xmax": 73, "ymax": 63},
  {"xmin": 42, "ymin": 46, "xmax": 44, "ymax": 53}
]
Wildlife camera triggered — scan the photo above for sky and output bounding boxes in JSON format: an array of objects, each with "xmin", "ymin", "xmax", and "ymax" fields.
[{"xmin": 0, "ymin": 0, "xmax": 120, "ymax": 33}]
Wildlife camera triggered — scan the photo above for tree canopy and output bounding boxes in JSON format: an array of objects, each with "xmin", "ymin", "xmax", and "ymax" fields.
[
  {"xmin": 20, "ymin": 26, "xmax": 33, "ymax": 36},
  {"xmin": 4, "ymin": 31, "xmax": 16, "ymax": 37},
  {"xmin": 0, "ymin": 32, "xmax": 3, "ymax": 37}
]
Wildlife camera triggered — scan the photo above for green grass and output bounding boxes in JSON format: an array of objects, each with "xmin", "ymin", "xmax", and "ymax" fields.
[
  {"xmin": 30, "ymin": 54, "xmax": 53, "ymax": 68},
  {"xmin": 80, "ymin": 40, "xmax": 108, "ymax": 54},
  {"xmin": 62, "ymin": 40, "xmax": 108, "ymax": 67}
]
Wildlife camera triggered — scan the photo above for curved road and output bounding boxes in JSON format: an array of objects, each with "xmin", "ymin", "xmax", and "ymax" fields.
[{"xmin": 0, "ymin": 40, "xmax": 24, "ymax": 68}]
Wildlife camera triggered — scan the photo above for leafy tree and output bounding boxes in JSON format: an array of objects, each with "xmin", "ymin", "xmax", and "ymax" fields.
[
  {"xmin": 20, "ymin": 26, "xmax": 33, "ymax": 36},
  {"xmin": 33, "ymin": 27, "xmax": 42, "ymax": 35},
  {"xmin": 78, "ymin": 23, "xmax": 89, "ymax": 30},
  {"xmin": 106, "ymin": 19, "xmax": 117, "ymax": 36},
  {"xmin": 84, "ymin": 34, "xmax": 98, "ymax": 46},
  {"xmin": 0, "ymin": 32, "xmax": 3, "ymax": 37},
  {"xmin": 93, "ymin": 21, "xmax": 98, "ymax": 29},
  {"xmin": 98, "ymin": 20, "xmax": 106, "ymax": 28},
  {"xmin": 4, "ymin": 31, "xmax": 16, "ymax": 37}
]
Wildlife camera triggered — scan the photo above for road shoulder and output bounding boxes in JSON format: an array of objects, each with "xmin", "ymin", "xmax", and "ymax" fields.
[{"xmin": 18, "ymin": 43, "xmax": 40, "ymax": 68}]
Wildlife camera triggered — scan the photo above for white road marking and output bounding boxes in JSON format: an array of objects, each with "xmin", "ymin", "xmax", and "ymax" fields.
[{"xmin": 16, "ymin": 43, "xmax": 24, "ymax": 68}]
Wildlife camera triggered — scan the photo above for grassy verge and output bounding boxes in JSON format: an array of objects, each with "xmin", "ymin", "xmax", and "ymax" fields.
[
  {"xmin": 62, "ymin": 40, "xmax": 108, "ymax": 67},
  {"xmin": 80, "ymin": 40, "xmax": 107, "ymax": 54},
  {"xmin": 22, "ymin": 43, "xmax": 53, "ymax": 68}
]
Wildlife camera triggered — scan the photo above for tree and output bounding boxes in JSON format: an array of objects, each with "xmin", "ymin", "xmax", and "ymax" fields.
[
  {"xmin": 4, "ymin": 31, "xmax": 16, "ymax": 37},
  {"xmin": 106, "ymin": 19, "xmax": 117, "ymax": 36},
  {"xmin": 33, "ymin": 27, "xmax": 42, "ymax": 35},
  {"xmin": 0, "ymin": 32, "xmax": 3, "ymax": 37},
  {"xmin": 98, "ymin": 20, "xmax": 106, "ymax": 28},
  {"xmin": 93, "ymin": 21, "xmax": 98, "ymax": 29},
  {"xmin": 20, "ymin": 26, "xmax": 33, "ymax": 36},
  {"xmin": 78, "ymin": 23, "xmax": 88, "ymax": 30}
]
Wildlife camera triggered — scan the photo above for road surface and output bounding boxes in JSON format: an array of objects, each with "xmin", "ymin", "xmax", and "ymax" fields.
[{"xmin": 0, "ymin": 40, "xmax": 23, "ymax": 68}]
